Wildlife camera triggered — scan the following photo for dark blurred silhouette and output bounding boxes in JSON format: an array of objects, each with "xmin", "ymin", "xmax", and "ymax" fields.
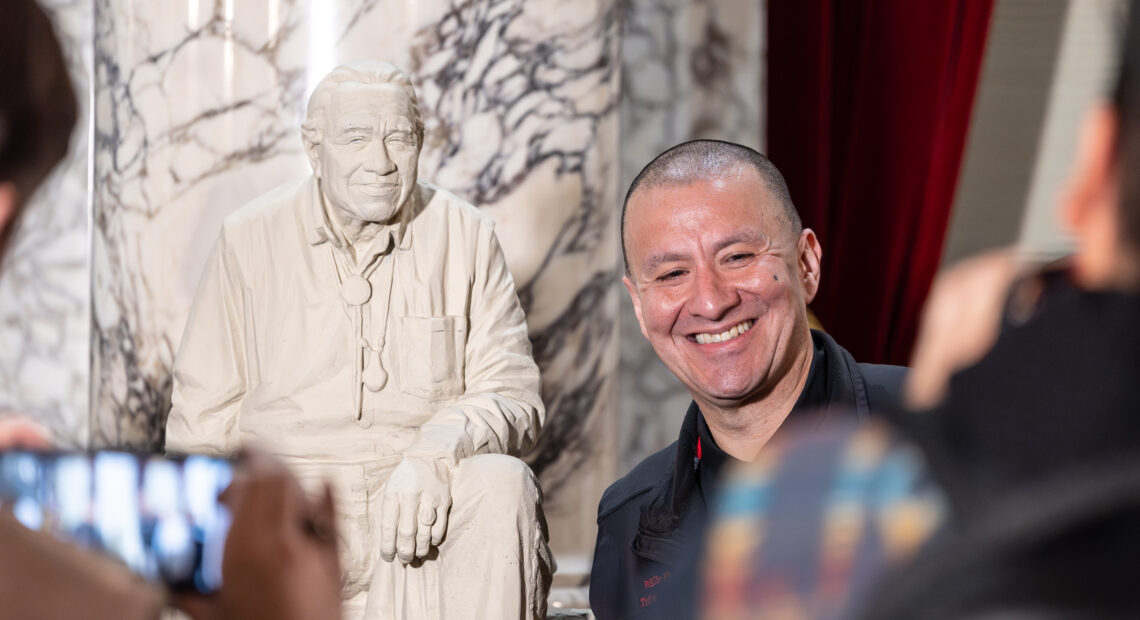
[
  {"xmin": 861, "ymin": 1, "xmax": 1140, "ymax": 615},
  {"xmin": 0, "ymin": 0, "xmax": 76, "ymax": 268}
]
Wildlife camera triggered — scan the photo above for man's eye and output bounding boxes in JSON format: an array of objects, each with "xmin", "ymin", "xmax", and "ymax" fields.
[
  {"xmin": 348, "ymin": 137, "xmax": 366, "ymax": 145},
  {"xmin": 726, "ymin": 252, "xmax": 753, "ymax": 263},
  {"xmin": 657, "ymin": 270, "xmax": 684, "ymax": 281}
]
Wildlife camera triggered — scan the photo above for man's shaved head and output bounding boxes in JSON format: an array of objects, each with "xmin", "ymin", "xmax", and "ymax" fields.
[{"xmin": 621, "ymin": 140, "xmax": 801, "ymax": 273}]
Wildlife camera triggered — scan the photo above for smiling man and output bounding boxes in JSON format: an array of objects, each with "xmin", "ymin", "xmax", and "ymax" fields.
[
  {"xmin": 590, "ymin": 140, "xmax": 906, "ymax": 619},
  {"xmin": 166, "ymin": 62, "xmax": 552, "ymax": 619}
]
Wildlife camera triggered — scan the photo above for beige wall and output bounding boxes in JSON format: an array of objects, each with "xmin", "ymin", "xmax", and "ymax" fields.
[{"xmin": 943, "ymin": 0, "xmax": 1123, "ymax": 268}]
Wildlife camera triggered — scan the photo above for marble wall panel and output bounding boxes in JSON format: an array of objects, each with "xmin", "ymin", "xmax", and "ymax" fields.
[
  {"xmin": 91, "ymin": 0, "xmax": 618, "ymax": 563},
  {"xmin": 617, "ymin": 0, "xmax": 765, "ymax": 475},
  {"xmin": 0, "ymin": 0, "xmax": 92, "ymax": 447}
]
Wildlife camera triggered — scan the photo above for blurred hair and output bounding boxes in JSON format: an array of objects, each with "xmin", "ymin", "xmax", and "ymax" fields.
[
  {"xmin": 301, "ymin": 61, "xmax": 424, "ymax": 149},
  {"xmin": 1112, "ymin": 0, "xmax": 1140, "ymax": 252},
  {"xmin": 621, "ymin": 140, "xmax": 801, "ymax": 274},
  {"xmin": 0, "ymin": 0, "xmax": 78, "ymax": 265}
]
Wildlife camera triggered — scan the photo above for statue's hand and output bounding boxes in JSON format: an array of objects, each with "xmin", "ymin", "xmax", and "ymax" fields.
[{"xmin": 379, "ymin": 456, "xmax": 452, "ymax": 564}]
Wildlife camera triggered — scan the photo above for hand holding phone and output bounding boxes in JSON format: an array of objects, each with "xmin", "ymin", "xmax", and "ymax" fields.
[{"xmin": 176, "ymin": 451, "xmax": 342, "ymax": 620}]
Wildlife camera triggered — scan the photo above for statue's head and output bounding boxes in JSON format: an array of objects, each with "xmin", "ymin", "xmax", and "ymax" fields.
[{"xmin": 302, "ymin": 61, "xmax": 425, "ymax": 228}]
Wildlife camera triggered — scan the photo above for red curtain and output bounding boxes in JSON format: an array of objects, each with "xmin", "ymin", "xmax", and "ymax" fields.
[{"xmin": 767, "ymin": 0, "xmax": 994, "ymax": 365}]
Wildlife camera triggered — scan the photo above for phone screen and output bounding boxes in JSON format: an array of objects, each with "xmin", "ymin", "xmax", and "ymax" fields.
[{"xmin": 0, "ymin": 450, "xmax": 233, "ymax": 593}]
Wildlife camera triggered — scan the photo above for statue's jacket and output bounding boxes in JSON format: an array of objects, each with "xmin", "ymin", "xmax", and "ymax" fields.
[{"xmin": 589, "ymin": 331, "xmax": 905, "ymax": 619}]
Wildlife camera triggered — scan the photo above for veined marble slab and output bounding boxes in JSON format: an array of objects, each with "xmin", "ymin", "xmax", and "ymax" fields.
[
  {"xmin": 91, "ymin": 0, "xmax": 618, "ymax": 560},
  {"xmin": 0, "ymin": 0, "xmax": 93, "ymax": 447}
]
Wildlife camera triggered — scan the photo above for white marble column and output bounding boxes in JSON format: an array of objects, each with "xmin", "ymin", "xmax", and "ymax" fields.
[
  {"xmin": 91, "ymin": 0, "xmax": 619, "ymax": 565},
  {"xmin": 0, "ymin": 0, "xmax": 93, "ymax": 447},
  {"xmin": 617, "ymin": 0, "xmax": 765, "ymax": 474}
]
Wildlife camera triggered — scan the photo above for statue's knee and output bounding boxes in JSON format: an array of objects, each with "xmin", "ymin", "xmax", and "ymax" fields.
[
  {"xmin": 447, "ymin": 455, "xmax": 549, "ymax": 552},
  {"xmin": 456, "ymin": 454, "xmax": 540, "ymax": 507}
]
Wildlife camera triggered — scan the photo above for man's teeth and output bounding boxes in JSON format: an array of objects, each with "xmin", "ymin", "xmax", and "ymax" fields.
[{"xmin": 694, "ymin": 320, "xmax": 754, "ymax": 344}]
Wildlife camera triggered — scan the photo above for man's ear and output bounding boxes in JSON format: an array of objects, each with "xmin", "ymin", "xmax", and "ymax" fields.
[
  {"xmin": 623, "ymin": 275, "xmax": 650, "ymax": 340},
  {"xmin": 303, "ymin": 132, "xmax": 322, "ymax": 179},
  {"xmin": 797, "ymin": 228, "xmax": 822, "ymax": 303}
]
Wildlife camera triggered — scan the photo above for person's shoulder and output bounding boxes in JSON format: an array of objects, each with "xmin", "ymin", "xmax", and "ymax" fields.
[
  {"xmin": 417, "ymin": 180, "xmax": 490, "ymax": 225},
  {"xmin": 598, "ymin": 441, "xmax": 677, "ymax": 522},
  {"xmin": 858, "ymin": 363, "xmax": 909, "ymax": 411},
  {"xmin": 221, "ymin": 176, "xmax": 312, "ymax": 240},
  {"xmin": 859, "ymin": 363, "xmax": 908, "ymax": 386},
  {"xmin": 226, "ymin": 177, "xmax": 311, "ymax": 222}
]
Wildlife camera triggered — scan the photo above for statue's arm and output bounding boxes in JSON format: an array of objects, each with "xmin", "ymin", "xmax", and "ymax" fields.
[
  {"xmin": 165, "ymin": 230, "xmax": 249, "ymax": 457},
  {"xmin": 404, "ymin": 219, "xmax": 544, "ymax": 467}
]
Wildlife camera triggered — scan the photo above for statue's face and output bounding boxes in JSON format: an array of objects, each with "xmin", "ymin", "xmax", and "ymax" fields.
[{"xmin": 313, "ymin": 82, "xmax": 421, "ymax": 227}]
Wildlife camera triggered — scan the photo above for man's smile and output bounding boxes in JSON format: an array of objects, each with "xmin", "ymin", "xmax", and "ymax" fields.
[
  {"xmin": 356, "ymin": 182, "xmax": 399, "ymax": 197},
  {"xmin": 691, "ymin": 319, "xmax": 755, "ymax": 345}
]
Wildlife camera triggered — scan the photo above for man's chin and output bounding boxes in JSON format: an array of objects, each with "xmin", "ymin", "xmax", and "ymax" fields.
[
  {"xmin": 350, "ymin": 204, "xmax": 402, "ymax": 225},
  {"xmin": 691, "ymin": 382, "xmax": 770, "ymax": 410},
  {"xmin": 703, "ymin": 365, "xmax": 789, "ymax": 404}
]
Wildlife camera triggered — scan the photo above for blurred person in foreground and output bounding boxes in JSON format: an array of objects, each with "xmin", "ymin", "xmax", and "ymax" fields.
[
  {"xmin": 0, "ymin": 2, "xmax": 342, "ymax": 618},
  {"xmin": 701, "ymin": 2, "xmax": 1140, "ymax": 618},
  {"xmin": 591, "ymin": 140, "xmax": 907, "ymax": 619},
  {"xmin": 866, "ymin": 1, "xmax": 1140, "ymax": 614}
]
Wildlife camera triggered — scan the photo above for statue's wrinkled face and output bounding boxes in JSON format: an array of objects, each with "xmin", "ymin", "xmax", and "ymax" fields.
[{"xmin": 313, "ymin": 82, "xmax": 421, "ymax": 227}]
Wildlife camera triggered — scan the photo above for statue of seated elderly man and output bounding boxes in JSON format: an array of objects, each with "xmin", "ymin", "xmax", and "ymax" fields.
[{"xmin": 165, "ymin": 61, "xmax": 553, "ymax": 619}]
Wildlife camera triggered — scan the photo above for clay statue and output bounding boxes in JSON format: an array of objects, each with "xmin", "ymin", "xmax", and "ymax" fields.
[{"xmin": 166, "ymin": 61, "xmax": 553, "ymax": 619}]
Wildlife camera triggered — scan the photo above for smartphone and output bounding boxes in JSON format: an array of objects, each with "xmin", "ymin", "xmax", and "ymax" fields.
[{"xmin": 0, "ymin": 450, "xmax": 233, "ymax": 594}]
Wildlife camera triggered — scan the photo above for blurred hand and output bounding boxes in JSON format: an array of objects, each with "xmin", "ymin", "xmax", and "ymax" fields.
[
  {"xmin": 0, "ymin": 416, "xmax": 51, "ymax": 450},
  {"xmin": 0, "ymin": 416, "xmax": 168, "ymax": 619},
  {"xmin": 906, "ymin": 250, "xmax": 1020, "ymax": 410},
  {"xmin": 0, "ymin": 509, "xmax": 165, "ymax": 620},
  {"xmin": 379, "ymin": 456, "xmax": 451, "ymax": 564},
  {"xmin": 177, "ymin": 450, "xmax": 341, "ymax": 620}
]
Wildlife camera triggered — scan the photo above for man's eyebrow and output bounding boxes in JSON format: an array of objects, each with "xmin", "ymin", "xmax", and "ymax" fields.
[
  {"xmin": 713, "ymin": 230, "xmax": 770, "ymax": 253},
  {"xmin": 642, "ymin": 252, "xmax": 689, "ymax": 273},
  {"xmin": 338, "ymin": 123, "xmax": 373, "ymax": 133},
  {"xmin": 641, "ymin": 231, "xmax": 771, "ymax": 272}
]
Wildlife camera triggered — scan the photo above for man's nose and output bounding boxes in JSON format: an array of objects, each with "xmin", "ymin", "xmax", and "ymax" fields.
[
  {"xmin": 689, "ymin": 268, "xmax": 739, "ymax": 320},
  {"xmin": 363, "ymin": 140, "xmax": 396, "ymax": 174}
]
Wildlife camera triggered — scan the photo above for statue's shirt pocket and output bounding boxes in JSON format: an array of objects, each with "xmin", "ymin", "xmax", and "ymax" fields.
[{"xmin": 397, "ymin": 315, "xmax": 467, "ymax": 400}]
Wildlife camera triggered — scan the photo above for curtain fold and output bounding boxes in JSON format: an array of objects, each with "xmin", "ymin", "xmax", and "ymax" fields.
[{"xmin": 768, "ymin": 0, "xmax": 995, "ymax": 365}]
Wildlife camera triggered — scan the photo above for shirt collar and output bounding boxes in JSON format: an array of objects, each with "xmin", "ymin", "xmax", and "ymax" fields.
[
  {"xmin": 791, "ymin": 333, "xmax": 828, "ymax": 412},
  {"xmin": 304, "ymin": 175, "xmax": 414, "ymax": 251}
]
